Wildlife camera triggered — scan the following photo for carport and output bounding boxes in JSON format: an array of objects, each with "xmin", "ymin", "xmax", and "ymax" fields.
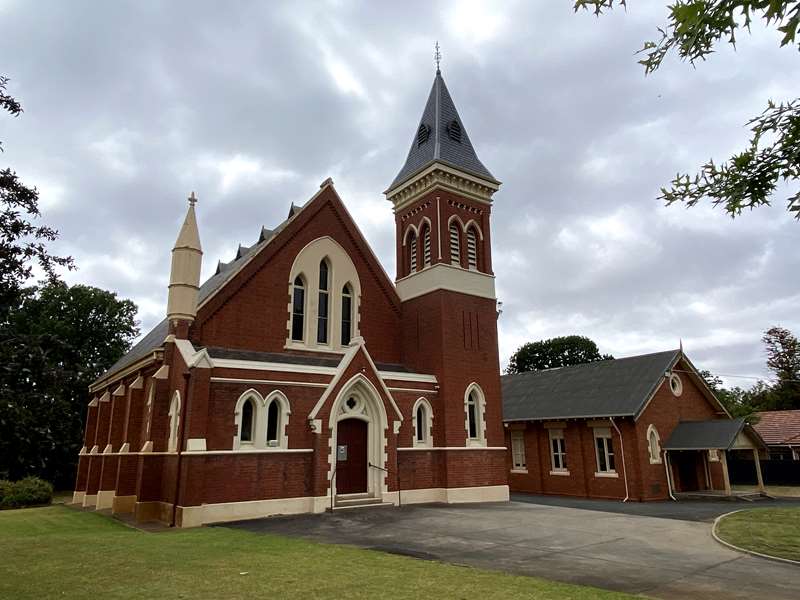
[{"xmin": 662, "ymin": 418, "xmax": 767, "ymax": 498}]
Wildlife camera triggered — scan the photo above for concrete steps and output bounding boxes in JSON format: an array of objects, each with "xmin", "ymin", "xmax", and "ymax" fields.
[{"xmin": 330, "ymin": 494, "xmax": 394, "ymax": 512}]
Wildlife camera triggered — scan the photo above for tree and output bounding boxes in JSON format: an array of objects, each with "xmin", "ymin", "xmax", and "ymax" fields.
[
  {"xmin": 506, "ymin": 335, "xmax": 613, "ymax": 374},
  {"xmin": 573, "ymin": 1, "xmax": 800, "ymax": 220},
  {"xmin": 762, "ymin": 325, "xmax": 800, "ymax": 409},
  {"xmin": 699, "ymin": 369, "xmax": 771, "ymax": 418},
  {"xmin": 0, "ymin": 282, "xmax": 138, "ymax": 487}
]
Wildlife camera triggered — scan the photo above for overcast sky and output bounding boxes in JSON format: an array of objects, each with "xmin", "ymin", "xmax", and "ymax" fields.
[{"xmin": 2, "ymin": 0, "xmax": 798, "ymax": 387}]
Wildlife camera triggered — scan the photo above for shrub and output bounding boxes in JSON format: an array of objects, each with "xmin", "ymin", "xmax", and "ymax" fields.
[{"xmin": 0, "ymin": 476, "xmax": 54, "ymax": 509}]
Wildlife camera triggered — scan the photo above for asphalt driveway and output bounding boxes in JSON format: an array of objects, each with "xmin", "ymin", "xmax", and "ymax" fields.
[{"xmin": 222, "ymin": 499, "xmax": 799, "ymax": 599}]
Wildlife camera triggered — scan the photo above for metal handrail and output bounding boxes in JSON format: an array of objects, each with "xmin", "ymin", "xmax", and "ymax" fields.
[
  {"xmin": 369, "ymin": 462, "xmax": 401, "ymax": 508},
  {"xmin": 330, "ymin": 465, "xmax": 337, "ymax": 512}
]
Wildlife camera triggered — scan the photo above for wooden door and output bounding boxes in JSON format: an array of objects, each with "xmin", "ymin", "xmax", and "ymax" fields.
[
  {"xmin": 336, "ymin": 418, "xmax": 368, "ymax": 494},
  {"xmin": 675, "ymin": 452, "xmax": 699, "ymax": 491}
]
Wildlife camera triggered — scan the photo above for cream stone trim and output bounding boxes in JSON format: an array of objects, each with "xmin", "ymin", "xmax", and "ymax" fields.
[
  {"xmin": 88, "ymin": 397, "xmax": 99, "ymax": 407},
  {"xmin": 210, "ymin": 377, "xmax": 329, "ymax": 388},
  {"xmin": 543, "ymin": 421, "xmax": 568, "ymax": 429},
  {"xmin": 112, "ymin": 384, "xmax": 125, "ymax": 396},
  {"xmin": 173, "ymin": 338, "xmax": 213, "ymax": 369},
  {"xmin": 397, "ymin": 446, "xmax": 507, "ymax": 451},
  {"xmin": 99, "ymin": 391, "xmax": 110, "ymax": 403},
  {"xmin": 119, "ymin": 443, "xmax": 130, "ymax": 453},
  {"xmin": 647, "ymin": 424, "xmax": 662, "ymax": 464},
  {"xmin": 140, "ymin": 441, "xmax": 153, "ymax": 453},
  {"xmin": 386, "ymin": 162, "xmax": 500, "ymax": 210},
  {"xmin": 112, "ymin": 495, "xmax": 137, "ymax": 515},
  {"xmin": 594, "ymin": 471, "xmax": 619, "ymax": 478},
  {"xmin": 96, "ymin": 490, "xmax": 115, "ymax": 510},
  {"xmin": 177, "ymin": 495, "xmax": 329, "ymax": 528},
  {"xmin": 550, "ymin": 470, "xmax": 571, "ymax": 476},
  {"xmin": 213, "ymin": 358, "xmax": 338, "ymax": 376},
  {"xmin": 381, "ymin": 372, "xmax": 438, "ymax": 383},
  {"xmin": 309, "ymin": 418, "xmax": 322, "ymax": 434},
  {"xmin": 395, "ymin": 262, "xmax": 496, "ymax": 301},
  {"xmin": 89, "ymin": 445, "xmax": 99, "ymax": 454},
  {"xmin": 186, "ymin": 438, "xmax": 206, "ymax": 452},
  {"xmin": 387, "ymin": 386, "xmax": 439, "ymax": 394},
  {"xmin": 153, "ymin": 365, "xmax": 169, "ymax": 380},
  {"xmin": 412, "ymin": 397, "xmax": 434, "ymax": 447},
  {"xmin": 464, "ymin": 382, "xmax": 487, "ymax": 447},
  {"xmin": 130, "ymin": 375, "xmax": 144, "ymax": 389},
  {"xmin": 511, "ymin": 469, "xmax": 528, "ymax": 474},
  {"xmin": 82, "ymin": 494, "xmax": 97, "ymax": 507},
  {"xmin": 79, "ymin": 446, "xmax": 87, "ymax": 455},
  {"xmin": 102, "ymin": 444, "xmax": 113, "ymax": 454},
  {"xmin": 89, "ymin": 352, "xmax": 161, "ymax": 393},
  {"xmin": 71, "ymin": 491, "xmax": 85, "ymax": 504},
  {"xmin": 399, "ymin": 485, "xmax": 509, "ymax": 505},
  {"xmin": 183, "ymin": 448, "xmax": 314, "ymax": 455}
]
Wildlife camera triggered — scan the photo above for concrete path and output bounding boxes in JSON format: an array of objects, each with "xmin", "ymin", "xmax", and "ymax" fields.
[{"xmin": 222, "ymin": 500, "xmax": 800, "ymax": 599}]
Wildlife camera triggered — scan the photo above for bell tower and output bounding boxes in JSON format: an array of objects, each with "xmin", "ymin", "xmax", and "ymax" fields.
[{"xmin": 386, "ymin": 64, "xmax": 505, "ymax": 462}]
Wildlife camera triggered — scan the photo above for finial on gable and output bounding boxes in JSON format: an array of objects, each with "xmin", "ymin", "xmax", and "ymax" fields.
[
  {"xmin": 679, "ymin": 338, "xmax": 683, "ymax": 353},
  {"xmin": 434, "ymin": 41, "xmax": 441, "ymax": 73},
  {"xmin": 188, "ymin": 191, "xmax": 198, "ymax": 207}
]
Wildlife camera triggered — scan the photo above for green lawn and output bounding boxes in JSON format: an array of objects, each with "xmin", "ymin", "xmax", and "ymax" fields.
[
  {"xmin": 716, "ymin": 507, "xmax": 800, "ymax": 562},
  {"xmin": 0, "ymin": 506, "xmax": 632, "ymax": 600}
]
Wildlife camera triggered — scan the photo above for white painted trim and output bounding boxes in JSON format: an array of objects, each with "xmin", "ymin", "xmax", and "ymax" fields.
[
  {"xmin": 387, "ymin": 386, "xmax": 439, "ymax": 394},
  {"xmin": 308, "ymin": 344, "xmax": 360, "ymax": 420},
  {"xmin": 380, "ymin": 371, "xmax": 437, "ymax": 383},
  {"xmin": 186, "ymin": 438, "xmax": 207, "ymax": 452},
  {"xmin": 397, "ymin": 446, "xmax": 507, "ymax": 451},
  {"xmin": 550, "ymin": 470, "xmax": 571, "ymax": 476},
  {"xmin": 210, "ymin": 377, "xmax": 329, "ymax": 388},
  {"xmin": 395, "ymin": 262, "xmax": 496, "ymax": 302},
  {"xmin": 213, "ymin": 357, "xmax": 338, "ymax": 375}
]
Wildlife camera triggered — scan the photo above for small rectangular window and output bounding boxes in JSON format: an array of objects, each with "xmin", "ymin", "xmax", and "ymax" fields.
[
  {"xmin": 594, "ymin": 428, "xmax": 616, "ymax": 474},
  {"xmin": 511, "ymin": 430, "xmax": 526, "ymax": 470},
  {"xmin": 549, "ymin": 429, "xmax": 567, "ymax": 471}
]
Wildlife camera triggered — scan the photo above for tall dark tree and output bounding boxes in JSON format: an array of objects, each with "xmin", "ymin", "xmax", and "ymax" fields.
[
  {"xmin": 573, "ymin": 1, "xmax": 800, "ymax": 220},
  {"xmin": 762, "ymin": 325, "xmax": 800, "ymax": 409},
  {"xmin": 0, "ymin": 283, "xmax": 138, "ymax": 487},
  {"xmin": 506, "ymin": 335, "xmax": 613, "ymax": 374},
  {"xmin": 0, "ymin": 76, "xmax": 137, "ymax": 487}
]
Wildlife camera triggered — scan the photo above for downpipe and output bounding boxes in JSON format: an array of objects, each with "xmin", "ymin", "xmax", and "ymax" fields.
[
  {"xmin": 663, "ymin": 450, "xmax": 677, "ymax": 501},
  {"xmin": 609, "ymin": 417, "xmax": 629, "ymax": 503}
]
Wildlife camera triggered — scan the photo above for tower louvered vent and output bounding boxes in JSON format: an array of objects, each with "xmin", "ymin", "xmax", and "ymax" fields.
[
  {"xmin": 447, "ymin": 120, "xmax": 462, "ymax": 143},
  {"xmin": 417, "ymin": 124, "xmax": 431, "ymax": 146}
]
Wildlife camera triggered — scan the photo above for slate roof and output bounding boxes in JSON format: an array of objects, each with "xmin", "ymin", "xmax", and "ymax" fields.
[
  {"xmin": 752, "ymin": 409, "xmax": 800, "ymax": 446},
  {"xmin": 207, "ymin": 346, "xmax": 409, "ymax": 373},
  {"xmin": 662, "ymin": 418, "xmax": 763, "ymax": 450},
  {"xmin": 501, "ymin": 350, "xmax": 680, "ymax": 421},
  {"xmin": 95, "ymin": 204, "xmax": 299, "ymax": 386},
  {"xmin": 388, "ymin": 69, "xmax": 497, "ymax": 191}
]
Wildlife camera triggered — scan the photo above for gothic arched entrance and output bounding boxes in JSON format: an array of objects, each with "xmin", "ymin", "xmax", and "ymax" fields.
[{"xmin": 335, "ymin": 418, "xmax": 368, "ymax": 494}]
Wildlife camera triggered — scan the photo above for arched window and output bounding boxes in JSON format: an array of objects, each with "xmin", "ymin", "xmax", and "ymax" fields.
[
  {"xmin": 408, "ymin": 230, "xmax": 417, "ymax": 274},
  {"xmin": 449, "ymin": 221, "xmax": 461, "ymax": 266},
  {"xmin": 167, "ymin": 392, "xmax": 181, "ymax": 452},
  {"xmin": 647, "ymin": 424, "xmax": 662, "ymax": 464},
  {"xmin": 341, "ymin": 284, "xmax": 353, "ymax": 346},
  {"xmin": 240, "ymin": 398, "xmax": 255, "ymax": 443},
  {"xmin": 291, "ymin": 276, "xmax": 305, "ymax": 341},
  {"xmin": 464, "ymin": 384, "xmax": 486, "ymax": 446},
  {"xmin": 317, "ymin": 260, "xmax": 330, "ymax": 344},
  {"xmin": 266, "ymin": 398, "xmax": 280, "ymax": 446},
  {"xmin": 421, "ymin": 223, "xmax": 431, "ymax": 267},
  {"xmin": 413, "ymin": 398, "xmax": 433, "ymax": 447},
  {"xmin": 466, "ymin": 227, "xmax": 478, "ymax": 270}
]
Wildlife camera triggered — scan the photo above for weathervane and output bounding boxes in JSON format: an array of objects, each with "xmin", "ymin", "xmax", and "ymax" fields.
[
  {"xmin": 188, "ymin": 191, "xmax": 197, "ymax": 207},
  {"xmin": 434, "ymin": 41, "xmax": 441, "ymax": 73}
]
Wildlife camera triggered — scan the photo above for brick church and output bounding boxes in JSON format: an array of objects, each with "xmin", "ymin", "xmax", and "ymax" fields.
[{"xmin": 72, "ymin": 67, "xmax": 510, "ymax": 527}]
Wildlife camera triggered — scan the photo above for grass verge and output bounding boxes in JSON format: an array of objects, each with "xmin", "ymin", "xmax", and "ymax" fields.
[
  {"xmin": 0, "ymin": 505, "xmax": 633, "ymax": 600},
  {"xmin": 716, "ymin": 507, "xmax": 800, "ymax": 562}
]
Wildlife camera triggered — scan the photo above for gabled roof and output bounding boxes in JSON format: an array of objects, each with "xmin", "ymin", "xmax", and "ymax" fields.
[
  {"xmin": 502, "ymin": 350, "xmax": 680, "ymax": 421},
  {"xmin": 663, "ymin": 418, "xmax": 765, "ymax": 450},
  {"xmin": 388, "ymin": 69, "xmax": 497, "ymax": 191},
  {"xmin": 753, "ymin": 409, "xmax": 800, "ymax": 445},
  {"xmin": 95, "ymin": 201, "xmax": 303, "ymax": 386}
]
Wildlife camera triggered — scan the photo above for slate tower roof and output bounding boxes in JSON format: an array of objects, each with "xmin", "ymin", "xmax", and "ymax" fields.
[{"xmin": 389, "ymin": 68, "xmax": 497, "ymax": 191}]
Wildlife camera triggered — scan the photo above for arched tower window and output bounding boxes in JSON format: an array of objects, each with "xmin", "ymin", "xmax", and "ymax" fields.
[
  {"xmin": 408, "ymin": 230, "xmax": 418, "ymax": 274},
  {"xmin": 647, "ymin": 424, "xmax": 662, "ymax": 464},
  {"xmin": 464, "ymin": 384, "xmax": 486, "ymax": 446},
  {"xmin": 421, "ymin": 223, "xmax": 431, "ymax": 267},
  {"xmin": 317, "ymin": 260, "xmax": 330, "ymax": 344},
  {"xmin": 341, "ymin": 283, "xmax": 353, "ymax": 346},
  {"xmin": 449, "ymin": 221, "xmax": 461, "ymax": 266},
  {"xmin": 240, "ymin": 398, "xmax": 255, "ymax": 443},
  {"xmin": 466, "ymin": 227, "xmax": 478, "ymax": 270},
  {"xmin": 266, "ymin": 398, "xmax": 280, "ymax": 446},
  {"xmin": 467, "ymin": 392, "xmax": 478, "ymax": 439},
  {"xmin": 413, "ymin": 398, "xmax": 433, "ymax": 447},
  {"xmin": 291, "ymin": 276, "xmax": 305, "ymax": 341}
]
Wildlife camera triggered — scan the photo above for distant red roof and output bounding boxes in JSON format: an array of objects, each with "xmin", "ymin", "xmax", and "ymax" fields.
[{"xmin": 753, "ymin": 410, "xmax": 800, "ymax": 446}]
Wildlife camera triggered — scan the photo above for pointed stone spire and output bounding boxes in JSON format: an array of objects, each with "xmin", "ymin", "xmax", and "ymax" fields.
[
  {"xmin": 167, "ymin": 192, "xmax": 203, "ymax": 327},
  {"xmin": 388, "ymin": 68, "xmax": 497, "ymax": 192}
]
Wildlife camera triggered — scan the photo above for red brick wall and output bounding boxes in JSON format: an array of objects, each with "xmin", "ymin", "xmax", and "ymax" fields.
[{"xmin": 193, "ymin": 188, "xmax": 403, "ymax": 365}]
